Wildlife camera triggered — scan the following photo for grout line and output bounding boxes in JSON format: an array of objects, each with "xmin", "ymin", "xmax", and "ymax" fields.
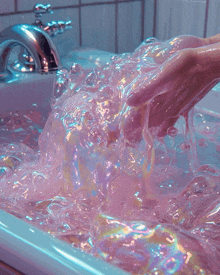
[
  {"xmin": 79, "ymin": 0, "xmax": 82, "ymax": 47},
  {"xmin": 0, "ymin": 10, "xmax": 32, "ymax": 16},
  {"xmin": 141, "ymin": 0, "xmax": 145, "ymax": 42},
  {"xmin": 203, "ymin": 0, "xmax": 209, "ymax": 38},
  {"xmin": 14, "ymin": 0, "xmax": 18, "ymax": 12},
  {"xmin": 153, "ymin": 0, "xmax": 157, "ymax": 37},
  {"xmin": 53, "ymin": 2, "xmax": 115, "ymax": 9},
  {"xmin": 115, "ymin": 0, "xmax": 118, "ymax": 53}
]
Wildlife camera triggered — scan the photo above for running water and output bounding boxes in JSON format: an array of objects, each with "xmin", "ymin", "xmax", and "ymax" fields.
[{"xmin": 1, "ymin": 37, "xmax": 220, "ymax": 274}]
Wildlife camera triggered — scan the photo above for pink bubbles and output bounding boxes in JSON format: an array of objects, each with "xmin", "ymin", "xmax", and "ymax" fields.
[
  {"xmin": 92, "ymin": 214, "xmax": 211, "ymax": 274},
  {"xmin": 180, "ymin": 142, "xmax": 191, "ymax": 152},
  {"xmin": 198, "ymin": 138, "xmax": 208, "ymax": 148},
  {"xmin": 70, "ymin": 63, "xmax": 82, "ymax": 74},
  {"xmin": 167, "ymin": 126, "xmax": 178, "ymax": 137},
  {"xmin": 2, "ymin": 35, "xmax": 220, "ymax": 275}
]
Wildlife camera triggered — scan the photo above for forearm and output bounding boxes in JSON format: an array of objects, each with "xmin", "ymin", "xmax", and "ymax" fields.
[{"xmin": 196, "ymin": 42, "xmax": 220, "ymax": 79}]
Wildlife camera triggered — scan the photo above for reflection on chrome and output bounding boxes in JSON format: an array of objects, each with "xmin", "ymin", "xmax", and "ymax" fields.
[{"xmin": 0, "ymin": 24, "xmax": 62, "ymax": 82}]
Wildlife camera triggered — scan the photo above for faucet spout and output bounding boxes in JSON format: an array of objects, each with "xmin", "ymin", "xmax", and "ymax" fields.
[{"xmin": 0, "ymin": 24, "xmax": 62, "ymax": 81}]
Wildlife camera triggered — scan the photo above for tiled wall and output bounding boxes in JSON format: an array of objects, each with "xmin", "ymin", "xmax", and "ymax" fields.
[{"xmin": 0, "ymin": 0, "xmax": 218, "ymax": 55}]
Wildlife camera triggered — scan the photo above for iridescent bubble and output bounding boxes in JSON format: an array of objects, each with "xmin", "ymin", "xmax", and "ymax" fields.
[
  {"xmin": 198, "ymin": 138, "xmax": 208, "ymax": 148},
  {"xmin": 197, "ymin": 164, "xmax": 220, "ymax": 177},
  {"xmin": 143, "ymin": 37, "xmax": 158, "ymax": 44},
  {"xmin": 85, "ymin": 72, "xmax": 97, "ymax": 86},
  {"xmin": 167, "ymin": 126, "xmax": 178, "ymax": 137},
  {"xmin": 0, "ymin": 117, "xmax": 5, "ymax": 126},
  {"xmin": 54, "ymin": 76, "xmax": 68, "ymax": 99},
  {"xmin": 0, "ymin": 166, "xmax": 8, "ymax": 178},
  {"xmin": 149, "ymin": 268, "xmax": 164, "ymax": 275},
  {"xmin": 70, "ymin": 63, "xmax": 82, "ymax": 74},
  {"xmin": 190, "ymin": 176, "xmax": 208, "ymax": 194},
  {"xmin": 180, "ymin": 142, "xmax": 190, "ymax": 152}
]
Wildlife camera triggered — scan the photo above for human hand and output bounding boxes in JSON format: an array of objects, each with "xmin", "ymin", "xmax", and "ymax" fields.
[{"xmin": 125, "ymin": 34, "xmax": 220, "ymax": 137}]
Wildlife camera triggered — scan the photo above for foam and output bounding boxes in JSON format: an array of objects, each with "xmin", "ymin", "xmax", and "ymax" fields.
[{"xmin": 1, "ymin": 36, "xmax": 220, "ymax": 274}]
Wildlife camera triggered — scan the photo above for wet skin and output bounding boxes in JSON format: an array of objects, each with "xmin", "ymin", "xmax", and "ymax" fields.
[{"xmin": 126, "ymin": 34, "xmax": 220, "ymax": 137}]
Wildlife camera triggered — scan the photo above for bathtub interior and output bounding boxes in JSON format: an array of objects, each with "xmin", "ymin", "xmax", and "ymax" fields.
[{"xmin": 1, "ymin": 48, "xmax": 220, "ymax": 274}]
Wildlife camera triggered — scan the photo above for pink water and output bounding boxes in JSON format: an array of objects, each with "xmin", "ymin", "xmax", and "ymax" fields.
[{"xmin": 1, "ymin": 37, "xmax": 220, "ymax": 274}]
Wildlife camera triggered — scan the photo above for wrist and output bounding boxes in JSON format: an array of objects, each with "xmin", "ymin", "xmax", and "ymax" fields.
[{"xmin": 195, "ymin": 43, "xmax": 220, "ymax": 79}]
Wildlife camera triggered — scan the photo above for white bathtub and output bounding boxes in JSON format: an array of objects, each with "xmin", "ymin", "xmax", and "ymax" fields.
[{"xmin": 1, "ymin": 48, "xmax": 220, "ymax": 275}]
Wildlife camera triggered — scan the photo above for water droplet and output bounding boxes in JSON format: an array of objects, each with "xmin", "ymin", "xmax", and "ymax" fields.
[
  {"xmin": 167, "ymin": 126, "xmax": 178, "ymax": 137},
  {"xmin": 190, "ymin": 176, "xmax": 208, "ymax": 193},
  {"xmin": 149, "ymin": 268, "xmax": 164, "ymax": 275},
  {"xmin": 164, "ymin": 257, "xmax": 177, "ymax": 271},
  {"xmin": 54, "ymin": 78, "xmax": 68, "ymax": 99},
  {"xmin": 143, "ymin": 37, "xmax": 157, "ymax": 44},
  {"xmin": 180, "ymin": 142, "xmax": 190, "ymax": 152},
  {"xmin": 31, "ymin": 103, "xmax": 38, "ymax": 110},
  {"xmin": 194, "ymin": 113, "xmax": 205, "ymax": 125},
  {"xmin": 70, "ymin": 63, "xmax": 82, "ymax": 74},
  {"xmin": 85, "ymin": 72, "xmax": 97, "ymax": 86},
  {"xmin": 198, "ymin": 138, "xmax": 208, "ymax": 148},
  {"xmin": 110, "ymin": 55, "xmax": 118, "ymax": 61},
  {"xmin": 197, "ymin": 164, "xmax": 220, "ymax": 177},
  {"xmin": 0, "ymin": 117, "xmax": 5, "ymax": 126},
  {"xmin": 0, "ymin": 166, "xmax": 7, "ymax": 177}
]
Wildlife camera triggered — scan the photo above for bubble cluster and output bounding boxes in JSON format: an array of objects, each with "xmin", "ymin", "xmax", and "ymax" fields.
[
  {"xmin": 0, "ymin": 104, "xmax": 49, "ymax": 149},
  {"xmin": 1, "ymin": 37, "xmax": 220, "ymax": 274}
]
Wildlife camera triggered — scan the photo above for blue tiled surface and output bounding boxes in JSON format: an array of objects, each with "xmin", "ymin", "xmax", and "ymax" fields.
[
  {"xmin": 206, "ymin": 0, "xmax": 220, "ymax": 37},
  {"xmin": 144, "ymin": 0, "xmax": 154, "ymax": 40},
  {"xmin": 0, "ymin": 0, "xmax": 14, "ymax": 14},
  {"xmin": 118, "ymin": 1, "xmax": 142, "ymax": 53},
  {"xmin": 81, "ymin": 4, "xmax": 115, "ymax": 52},
  {"xmin": 156, "ymin": 0, "xmax": 206, "ymax": 40},
  {"xmin": 0, "ymin": 0, "xmax": 219, "ymax": 55},
  {"xmin": 81, "ymin": 0, "xmax": 113, "ymax": 3},
  {"xmin": 52, "ymin": 8, "xmax": 80, "ymax": 57}
]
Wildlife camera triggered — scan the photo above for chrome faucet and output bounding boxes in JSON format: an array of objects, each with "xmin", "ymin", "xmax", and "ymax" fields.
[
  {"xmin": 0, "ymin": 24, "xmax": 62, "ymax": 81},
  {"xmin": 0, "ymin": 3, "xmax": 71, "ymax": 82}
]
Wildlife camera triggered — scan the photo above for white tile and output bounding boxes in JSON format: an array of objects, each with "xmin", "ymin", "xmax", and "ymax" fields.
[
  {"xmin": 156, "ymin": 0, "xmax": 206, "ymax": 41},
  {"xmin": 118, "ymin": 2, "xmax": 142, "ymax": 53},
  {"xmin": 0, "ymin": 15, "xmax": 11, "ymax": 32},
  {"xmin": 81, "ymin": 4, "xmax": 115, "ymax": 52},
  {"xmin": 17, "ymin": 0, "xmax": 79, "ymax": 12},
  {"xmin": 82, "ymin": 0, "xmax": 113, "ymax": 4},
  {"xmin": 8, "ymin": 13, "xmax": 34, "ymax": 27},
  {"xmin": 144, "ymin": 0, "xmax": 154, "ymax": 40},
  {"xmin": 206, "ymin": 0, "xmax": 220, "ymax": 37},
  {"xmin": 51, "ymin": 8, "xmax": 80, "ymax": 58},
  {"xmin": 0, "ymin": 0, "xmax": 15, "ymax": 14}
]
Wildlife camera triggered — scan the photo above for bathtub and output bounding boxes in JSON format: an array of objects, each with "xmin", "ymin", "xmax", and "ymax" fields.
[{"xmin": 0, "ymin": 48, "xmax": 220, "ymax": 275}]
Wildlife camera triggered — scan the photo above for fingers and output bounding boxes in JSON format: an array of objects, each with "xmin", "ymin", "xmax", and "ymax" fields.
[
  {"xmin": 202, "ymin": 33, "xmax": 220, "ymax": 45},
  {"xmin": 122, "ymin": 105, "xmax": 147, "ymax": 144},
  {"xmin": 126, "ymin": 80, "xmax": 158, "ymax": 107},
  {"xmin": 127, "ymin": 49, "xmax": 196, "ymax": 107}
]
